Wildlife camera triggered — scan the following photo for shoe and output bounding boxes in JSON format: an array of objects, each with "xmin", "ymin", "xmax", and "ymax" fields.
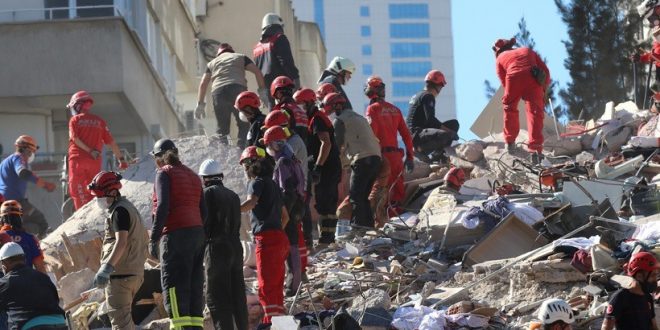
[
  {"xmin": 505, "ymin": 143, "xmax": 517, "ymax": 153},
  {"xmin": 530, "ymin": 152, "xmax": 544, "ymax": 165}
]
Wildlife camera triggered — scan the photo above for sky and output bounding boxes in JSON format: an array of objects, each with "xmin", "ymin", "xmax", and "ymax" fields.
[{"xmin": 451, "ymin": 0, "xmax": 571, "ymax": 140}]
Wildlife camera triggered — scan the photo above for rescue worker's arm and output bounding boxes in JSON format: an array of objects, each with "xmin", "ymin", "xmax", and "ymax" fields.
[
  {"xmin": 316, "ymin": 132, "xmax": 332, "ymax": 166},
  {"xmin": 151, "ymin": 172, "xmax": 170, "ymax": 242},
  {"xmin": 365, "ymin": 105, "xmax": 381, "ymax": 138},
  {"xmin": 17, "ymin": 163, "xmax": 54, "ymax": 192},
  {"xmin": 105, "ymin": 207, "xmax": 130, "ymax": 268},
  {"xmin": 199, "ymin": 190, "xmax": 207, "ymax": 224},
  {"xmin": 197, "ymin": 72, "xmax": 212, "ymax": 104},
  {"xmin": 533, "ymin": 51, "xmax": 551, "ymax": 86},
  {"xmin": 240, "ymin": 194, "xmax": 259, "ymax": 212},
  {"xmin": 420, "ymin": 94, "xmax": 442, "ymax": 129},
  {"xmin": 246, "ymin": 63, "xmax": 266, "ymax": 90},
  {"xmin": 281, "ymin": 206, "xmax": 289, "ymax": 230},
  {"xmin": 496, "ymin": 60, "xmax": 506, "ymax": 87},
  {"xmin": 73, "ymin": 138, "xmax": 97, "ymax": 157},
  {"xmin": 273, "ymin": 36, "xmax": 300, "ymax": 83}
]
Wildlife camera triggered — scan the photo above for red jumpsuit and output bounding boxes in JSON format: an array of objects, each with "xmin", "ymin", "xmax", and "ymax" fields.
[
  {"xmin": 68, "ymin": 112, "xmax": 114, "ymax": 209},
  {"xmin": 365, "ymin": 100, "xmax": 414, "ymax": 204},
  {"xmin": 639, "ymin": 41, "xmax": 660, "ymax": 68},
  {"xmin": 496, "ymin": 47, "xmax": 550, "ymax": 152}
]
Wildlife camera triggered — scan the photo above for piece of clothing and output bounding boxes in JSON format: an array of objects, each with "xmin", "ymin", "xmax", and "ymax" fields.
[
  {"xmin": 247, "ymin": 176, "xmax": 283, "ymax": 235},
  {"xmin": 297, "ymin": 223, "xmax": 308, "ymax": 273},
  {"xmin": 286, "ymin": 134, "xmax": 308, "ymax": 187},
  {"xmin": 247, "ymin": 113, "xmax": 267, "ymax": 147},
  {"xmin": 368, "ymin": 155, "xmax": 391, "ymax": 227},
  {"xmin": 273, "ymin": 146, "xmax": 305, "ymax": 201},
  {"xmin": 0, "ymin": 265, "xmax": 65, "ymax": 330},
  {"xmin": 334, "ymin": 109, "xmax": 382, "ymax": 164},
  {"xmin": 101, "ymin": 197, "xmax": 148, "ymax": 276},
  {"xmin": 413, "ymin": 125, "xmax": 460, "ymax": 155},
  {"xmin": 0, "ymin": 154, "xmax": 36, "ymax": 201},
  {"xmin": 307, "ymin": 110, "xmax": 341, "ymax": 172},
  {"xmin": 285, "ymin": 244, "xmax": 301, "ymax": 295},
  {"xmin": 206, "ymin": 52, "xmax": 253, "ymax": 91},
  {"xmin": 273, "ymin": 101, "xmax": 309, "ymax": 144},
  {"xmin": 68, "ymin": 112, "xmax": 114, "ymax": 161},
  {"xmin": 14, "ymin": 199, "xmax": 48, "ymax": 239},
  {"xmin": 406, "ymin": 91, "xmax": 444, "ymax": 137},
  {"xmin": 639, "ymin": 41, "xmax": 660, "ymax": 68},
  {"xmin": 202, "ymin": 183, "xmax": 242, "ymax": 242},
  {"xmin": 151, "ymin": 164, "xmax": 205, "ymax": 242},
  {"xmin": 253, "ymin": 25, "xmax": 299, "ymax": 97},
  {"xmin": 0, "ymin": 225, "xmax": 43, "ymax": 269},
  {"xmin": 254, "ymin": 229, "xmax": 289, "ymax": 324},
  {"xmin": 160, "ymin": 226, "xmax": 206, "ymax": 329},
  {"xmin": 212, "ymin": 84, "xmax": 250, "ymax": 148},
  {"xmin": 106, "ymin": 275, "xmax": 144, "ymax": 330},
  {"xmin": 496, "ymin": 47, "xmax": 549, "ymax": 152},
  {"xmin": 349, "ymin": 156, "xmax": 382, "ymax": 228},
  {"xmin": 68, "ymin": 157, "xmax": 101, "ymax": 210},
  {"xmin": 318, "ymin": 72, "xmax": 353, "ymax": 110},
  {"xmin": 605, "ymin": 288, "xmax": 655, "ymax": 330}
]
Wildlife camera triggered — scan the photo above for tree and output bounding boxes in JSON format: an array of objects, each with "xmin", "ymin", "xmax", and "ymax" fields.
[{"xmin": 555, "ymin": 0, "xmax": 642, "ymax": 120}]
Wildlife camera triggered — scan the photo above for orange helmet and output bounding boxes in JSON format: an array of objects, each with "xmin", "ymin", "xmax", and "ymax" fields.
[
  {"xmin": 293, "ymin": 88, "xmax": 317, "ymax": 104},
  {"xmin": 240, "ymin": 146, "xmax": 266, "ymax": 164},
  {"xmin": 425, "ymin": 70, "xmax": 446, "ymax": 87},
  {"xmin": 67, "ymin": 90, "xmax": 94, "ymax": 111},
  {"xmin": 443, "ymin": 167, "xmax": 465, "ymax": 188},
  {"xmin": 0, "ymin": 200, "xmax": 22, "ymax": 217},
  {"xmin": 263, "ymin": 126, "xmax": 290, "ymax": 144},
  {"xmin": 262, "ymin": 110, "xmax": 290, "ymax": 129},
  {"xmin": 627, "ymin": 251, "xmax": 660, "ymax": 276},
  {"xmin": 14, "ymin": 135, "xmax": 38, "ymax": 152},
  {"xmin": 235, "ymin": 91, "xmax": 261, "ymax": 110},
  {"xmin": 322, "ymin": 92, "xmax": 347, "ymax": 112},
  {"xmin": 88, "ymin": 171, "xmax": 122, "ymax": 197},
  {"xmin": 364, "ymin": 75, "xmax": 385, "ymax": 99},
  {"xmin": 316, "ymin": 83, "xmax": 337, "ymax": 101},
  {"xmin": 270, "ymin": 76, "xmax": 295, "ymax": 97}
]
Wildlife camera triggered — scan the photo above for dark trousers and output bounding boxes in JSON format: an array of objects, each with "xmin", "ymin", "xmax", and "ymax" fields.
[
  {"xmin": 205, "ymin": 240, "xmax": 248, "ymax": 330},
  {"xmin": 314, "ymin": 162, "xmax": 341, "ymax": 244},
  {"xmin": 212, "ymin": 84, "xmax": 250, "ymax": 149},
  {"xmin": 414, "ymin": 119, "xmax": 460, "ymax": 154},
  {"xmin": 349, "ymin": 156, "xmax": 382, "ymax": 228},
  {"xmin": 160, "ymin": 226, "xmax": 205, "ymax": 329}
]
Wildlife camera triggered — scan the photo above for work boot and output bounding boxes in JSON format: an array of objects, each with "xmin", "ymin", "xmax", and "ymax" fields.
[
  {"xmin": 505, "ymin": 143, "xmax": 517, "ymax": 153},
  {"xmin": 530, "ymin": 152, "xmax": 544, "ymax": 165},
  {"xmin": 318, "ymin": 216, "xmax": 337, "ymax": 245}
]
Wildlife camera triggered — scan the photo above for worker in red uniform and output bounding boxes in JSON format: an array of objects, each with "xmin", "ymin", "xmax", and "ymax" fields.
[
  {"xmin": 235, "ymin": 91, "xmax": 267, "ymax": 148},
  {"xmin": 239, "ymin": 146, "xmax": 289, "ymax": 326},
  {"xmin": 67, "ymin": 91, "xmax": 127, "ymax": 210},
  {"xmin": 493, "ymin": 37, "xmax": 550, "ymax": 162},
  {"xmin": 0, "ymin": 200, "xmax": 46, "ymax": 274},
  {"xmin": 364, "ymin": 76, "xmax": 415, "ymax": 214},
  {"xmin": 633, "ymin": 26, "xmax": 660, "ymax": 92},
  {"xmin": 271, "ymin": 76, "xmax": 308, "ymax": 143}
]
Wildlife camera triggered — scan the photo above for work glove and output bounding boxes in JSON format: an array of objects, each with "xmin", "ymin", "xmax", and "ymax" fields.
[
  {"xmin": 93, "ymin": 263, "xmax": 114, "ymax": 289},
  {"xmin": 257, "ymin": 87, "xmax": 270, "ymax": 107},
  {"xmin": 90, "ymin": 149, "xmax": 101, "ymax": 160},
  {"xmin": 311, "ymin": 164, "xmax": 322, "ymax": 184},
  {"xmin": 194, "ymin": 102, "xmax": 206, "ymax": 119},
  {"xmin": 404, "ymin": 158, "xmax": 415, "ymax": 174},
  {"xmin": 149, "ymin": 241, "xmax": 160, "ymax": 260},
  {"xmin": 118, "ymin": 159, "xmax": 129, "ymax": 170}
]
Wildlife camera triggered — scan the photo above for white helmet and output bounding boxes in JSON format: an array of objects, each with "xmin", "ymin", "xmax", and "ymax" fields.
[
  {"xmin": 537, "ymin": 298, "xmax": 574, "ymax": 325},
  {"xmin": 198, "ymin": 159, "xmax": 222, "ymax": 177},
  {"xmin": 0, "ymin": 242, "xmax": 24, "ymax": 261},
  {"xmin": 262, "ymin": 13, "xmax": 284, "ymax": 29},
  {"xmin": 327, "ymin": 56, "xmax": 356, "ymax": 75}
]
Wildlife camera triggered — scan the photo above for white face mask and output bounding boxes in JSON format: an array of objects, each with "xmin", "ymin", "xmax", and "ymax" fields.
[
  {"xmin": 70, "ymin": 108, "xmax": 79, "ymax": 117},
  {"xmin": 239, "ymin": 111, "xmax": 250, "ymax": 123},
  {"xmin": 329, "ymin": 113, "xmax": 337, "ymax": 121},
  {"xmin": 95, "ymin": 198, "xmax": 112, "ymax": 210},
  {"xmin": 654, "ymin": 35, "xmax": 660, "ymax": 43},
  {"xmin": 266, "ymin": 146, "xmax": 277, "ymax": 157},
  {"xmin": 27, "ymin": 153, "xmax": 35, "ymax": 164}
]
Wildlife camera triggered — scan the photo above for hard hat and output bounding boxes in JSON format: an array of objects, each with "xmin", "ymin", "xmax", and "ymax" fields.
[
  {"xmin": 270, "ymin": 76, "xmax": 295, "ymax": 97},
  {"xmin": 443, "ymin": 167, "xmax": 465, "ymax": 188},
  {"xmin": 88, "ymin": 171, "xmax": 122, "ymax": 197},
  {"xmin": 425, "ymin": 70, "xmax": 447, "ymax": 86},
  {"xmin": 537, "ymin": 298, "xmax": 574, "ymax": 325},
  {"xmin": 364, "ymin": 75, "xmax": 386, "ymax": 99},
  {"xmin": 240, "ymin": 146, "xmax": 266, "ymax": 164},
  {"xmin": 262, "ymin": 13, "xmax": 284, "ymax": 29},
  {"xmin": 263, "ymin": 126, "xmax": 290, "ymax": 144},
  {"xmin": 627, "ymin": 251, "xmax": 660, "ymax": 276},
  {"xmin": 150, "ymin": 139, "xmax": 177, "ymax": 157},
  {"xmin": 327, "ymin": 56, "xmax": 356, "ymax": 75},
  {"xmin": 262, "ymin": 110, "xmax": 290, "ymax": 129},
  {"xmin": 0, "ymin": 242, "xmax": 24, "ymax": 261},
  {"xmin": 322, "ymin": 92, "xmax": 347, "ymax": 112},
  {"xmin": 14, "ymin": 135, "xmax": 39, "ymax": 152},
  {"xmin": 216, "ymin": 43, "xmax": 235, "ymax": 56},
  {"xmin": 198, "ymin": 159, "xmax": 223, "ymax": 177},
  {"xmin": 492, "ymin": 37, "xmax": 516, "ymax": 53},
  {"xmin": 67, "ymin": 90, "xmax": 94, "ymax": 110},
  {"xmin": 293, "ymin": 88, "xmax": 317, "ymax": 104},
  {"xmin": 316, "ymin": 83, "xmax": 337, "ymax": 101},
  {"xmin": 0, "ymin": 200, "xmax": 22, "ymax": 217},
  {"xmin": 235, "ymin": 91, "xmax": 261, "ymax": 110}
]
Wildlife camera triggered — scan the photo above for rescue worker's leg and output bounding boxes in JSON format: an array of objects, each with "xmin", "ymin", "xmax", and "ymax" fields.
[
  {"xmin": 302, "ymin": 174, "xmax": 314, "ymax": 247},
  {"xmin": 522, "ymin": 82, "xmax": 546, "ymax": 153},
  {"xmin": 255, "ymin": 230, "xmax": 289, "ymax": 324},
  {"xmin": 284, "ymin": 204, "xmax": 301, "ymax": 296},
  {"xmin": 230, "ymin": 241, "xmax": 249, "ymax": 330},
  {"xmin": 316, "ymin": 166, "xmax": 340, "ymax": 244},
  {"xmin": 349, "ymin": 156, "xmax": 382, "ymax": 228},
  {"xmin": 222, "ymin": 84, "xmax": 250, "ymax": 149},
  {"xmin": 212, "ymin": 87, "xmax": 232, "ymax": 144},
  {"xmin": 205, "ymin": 242, "xmax": 235, "ymax": 330},
  {"xmin": 68, "ymin": 158, "xmax": 100, "ymax": 210},
  {"xmin": 297, "ymin": 223, "xmax": 308, "ymax": 274},
  {"xmin": 19, "ymin": 199, "xmax": 49, "ymax": 238},
  {"xmin": 415, "ymin": 129, "xmax": 456, "ymax": 156},
  {"xmin": 189, "ymin": 228, "xmax": 206, "ymax": 329},
  {"xmin": 384, "ymin": 151, "xmax": 405, "ymax": 205},
  {"xmin": 502, "ymin": 74, "xmax": 525, "ymax": 147},
  {"xmin": 368, "ymin": 156, "xmax": 390, "ymax": 227},
  {"xmin": 106, "ymin": 275, "xmax": 144, "ymax": 330}
]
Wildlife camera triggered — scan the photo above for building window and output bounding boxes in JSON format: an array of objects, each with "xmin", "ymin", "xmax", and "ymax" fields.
[
  {"xmin": 389, "ymin": 4, "xmax": 429, "ymax": 19},
  {"xmin": 390, "ymin": 23, "xmax": 430, "ymax": 38},
  {"xmin": 363, "ymin": 64, "xmax": 373, "ymax": 75},
  {"xmin": 360, "ymin": 5, "xmax": 370, "ymax": 17},
  {"xmin": 361, "ymin": 25, "xmax": 371, "ymax": 37},
  {"xmin": 392, "ymin": 61, "xmax": 432, "ymax": 77},
  {"xmin": 362, "ymin": 45, "xmax": 372, "ymax": 56},
  {"xmin": 392, "ymin": 82, "xmax": 423, "ymax": 97},
  {"xmin": 391, "ymin": 42, "xmax": 431, "ymax": 58}
]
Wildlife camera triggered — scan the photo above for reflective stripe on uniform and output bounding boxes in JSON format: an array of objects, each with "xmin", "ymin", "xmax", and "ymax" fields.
[{"xmin": 190, "ymin": 316, "xmax": 204, "ymax": 327}]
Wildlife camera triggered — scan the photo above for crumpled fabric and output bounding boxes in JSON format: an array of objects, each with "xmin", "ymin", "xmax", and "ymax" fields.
[
  {"xmin": 418, "ymin": 310, "xmax": 447, "ymax": 330},
  {"xmin": 509, "ymin": 203, "xmax": 544, "ymax": 226},
  {"xmin": 391, "ymin": 306, "xmax": 436, "ymax": 330},
  {"xmin": 552, "ymin": 236, "xmax": 600, "ymax": 250},
  {"xmin": 444, "ymin": 313, "xmax": 490, "ymax": 328},
  {"xmin": 633, "ymin": 221, "xmax": 660, "ymax": 242},
  {"xmin": 459, "ymin": 196, "xmax": 512, "ymax": 231}
]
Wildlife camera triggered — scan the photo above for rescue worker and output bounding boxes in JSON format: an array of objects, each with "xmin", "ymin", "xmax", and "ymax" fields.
[
  {"xmin": 235, "ymin": 91, "xmax": 267, "ymax": 147},
  {"xmin": 196, "ymin": 43, "xmax": 269, "ymax": 149},
  {"xmin": 89, "ymin": 171, "xmax": 147, "ymax": 330},
  {"xmin": 316, "ymin": 83, "xmax": 338, "ymax": 103},
  {"xmin": 324, "ymin": 93, "xmax": 382, "ymax": 235},
  {"xmin": 0, "ymin": 136, "xmax": 55, "ymax": 237},
  {"xmin": 535, "ymin": 298, "xmax": 575, "ymax": 330},
  {"xmin": 602, "ymin": 251, "xmax": 660, "ymax": 330},
  {"xmin": 239, "ymin": 146, "xmax": 289, "ymax": 325},
  {"xmin": 198, "ymin": 159, "xmax": 248, "ymax": 330},
  {"xmin": 364, "ymin": 76, "xmax": 415, "ymax": 214},
  {"xmin": 493, "ymin": 37, "xmax": 550, "ymax": 163},
  {"xmin": 149, "ymin": 139, "xmax": 206, "ymax": 329},
  {"xmin": 405, "ymin": 70, "xmax": 460, "ymax": 163},
  {"xmin": 253, "ymin": 13, "xmax": 300, "ymax": 107},
  {"xmin": 67, "ymin": 91, "xmax": 128, "ymax": 210},
  {"xmin": 0, "ymin": 243, "xmax": 66, "ymax": 330},
  {"xmin": 0, "ymin": 200, "xmax": 46, "ymax": 274},
  {"xmin": 262, "ymin": 110, "xmax": 307, "ymax": 187},
  {"xmin": 443, "ymin": 167, "xmax": 466, "ymax": 193},
  {"xmin": 336, "ymin": 157, "xmax": 391, "ymax": 228},
  {"xmin": 633, "ymin": 26, "xmax": 660, "ymax": 90},
  {"xmin": 270, "ymin": 76, "xmax": 309, "ymax": 143},
  {"xmin": 318, "ymin": 56, "xmax": 356, "ymax": 110}
]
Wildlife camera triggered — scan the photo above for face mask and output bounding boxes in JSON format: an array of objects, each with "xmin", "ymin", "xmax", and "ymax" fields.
[
  {"xmin": 266, "ymin": 146, "xmax": 277, "ymax": 157},
  {"xmin": 27, "ymin": 153, "xmax": 35, "ymax": 164},
  {"xmin": 95, "ymin": 198, "xmax": 112, "ymax": 210},
  {"xmin": 239, "ymin": 111, "xmax": 250, "ymax": 123},
  {"xmin": 70, "ymin": 109, "xmax": 78, "ymax": 116}
]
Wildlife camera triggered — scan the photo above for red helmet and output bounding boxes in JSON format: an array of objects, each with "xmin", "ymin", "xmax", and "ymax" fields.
[
  {"xmin": 492, "ymin": 37, "xmax": 516, "ymax": 53},
  {"xmin": 627, "ymin": 252, "xmax": 660, "ymax": 276},
  {"xmin": 239, "ymin": 146, "xmax": 266, "ymax": 164},
  {"xmin": 88, "ymin": 171, "xmax": 122, "ymax": 197},
  {"xmin": 444, "ymin": 167, "xmax": 465, "ymax": 188},
  {"xmin": 293, "ymin": 88, "xmax": 317, "ymax": 104},
  {"xmin": 322, "ymin": 92, "xmax": 347, "ymax": 112},
  {"xmin": 234, "ymin": 91, "xmax": 261, "ymax": 110},
  {"xmin": 67, "ymin": 90, "xmax": 94, "ymax": 110},
  {"xmin": 262, "ymin": 110, "xmax": 290, "ymax": 129},
  {"xmin": 425, "ymin": 70, "xmax": 447, "ymax": 87},
  {"xmin": 0, "ymin": 200, "xmax": 22, "ymax": 217},
  {"xmin": 364, "ymin": 75, "xmax": 385, "ymax": 99},
  {"xmin": 652, "ymin": 92, "xmax": 660, "ymax": 103},
  {"xmin": 216, "ymin": 43, "xmax": 234, "ymax": 56},
  {"xmin": 14, "ymin": 135, "xmax": 38, "ymax": 152},
  {"xmin": 270, "ymin": 76, "xmax": 295, "ymax": 97},
  {"xmin": 263, "ymin": 126, "xmax": 290, "ymax": 144},
  {"xmin": 316, "ymin": 83, "xmax": 337, "ymax": 101}
]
